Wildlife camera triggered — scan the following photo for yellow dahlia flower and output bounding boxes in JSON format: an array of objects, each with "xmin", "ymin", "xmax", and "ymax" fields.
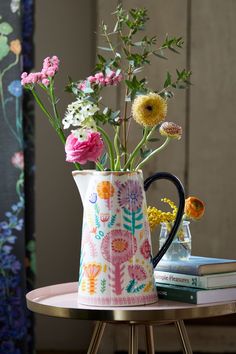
[{"xmin": 132, "ymin": 93, "xmax": 167, "ymax": 127}]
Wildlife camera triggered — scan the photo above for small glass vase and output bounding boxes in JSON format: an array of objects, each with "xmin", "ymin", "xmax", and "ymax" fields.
[{"xmin": 159, "ymin": 220, "xmax": 191, "ymax": 261}]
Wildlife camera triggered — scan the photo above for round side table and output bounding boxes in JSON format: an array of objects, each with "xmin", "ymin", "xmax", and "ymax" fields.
[{"xmin": 26, "ymin": 282, "xmax": 236, "ymax": 354}]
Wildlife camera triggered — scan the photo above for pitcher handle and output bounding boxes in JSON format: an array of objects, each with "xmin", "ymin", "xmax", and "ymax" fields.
[{"xmin": 144, "ymin": 172, "xmax": 185, "ymax": 268}]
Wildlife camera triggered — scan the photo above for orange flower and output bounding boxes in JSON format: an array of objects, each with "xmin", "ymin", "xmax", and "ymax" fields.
[
  {"xmin": 185, "ymin": 196, "xmax": 205, "ymax": 220},
  {"xmin": 10, "ymin": 39, "xmax": 21, "ymax": 55},
  {"xmin": 84, "ymin": 263, "xmax": 102, "ymax": 279},
  {"xmin": 97, "ymin": 181, "xmax": 114, "ymax": 200}
]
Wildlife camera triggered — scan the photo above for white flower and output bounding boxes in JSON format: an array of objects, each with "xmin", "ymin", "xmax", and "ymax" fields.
[
  {"xmin": 82, "ymin": 117, "xmax": 97, "ymax": 131},
  {"xmin": 62, "ymin": 98, "xmax": 99, "ymax": 129},
  {"xmin": 71, "ymin": 129, "xmax": 90, "ymax": 141}
]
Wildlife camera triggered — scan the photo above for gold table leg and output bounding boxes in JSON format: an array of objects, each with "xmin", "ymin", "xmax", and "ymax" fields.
[
  {"xmin": 175, "ymin": 320, "xmax": 193, "ymax": 354},
  {"xmin": 145, "ymin": 325, "xmax": 155, "ymax": 354},
  {"xmin": 129, "ymin": 324, "xmax": 138, "ymax": 354},
  {"xmin": 87, "ymin": 321, "xmax": 106, "ymax": 354}
]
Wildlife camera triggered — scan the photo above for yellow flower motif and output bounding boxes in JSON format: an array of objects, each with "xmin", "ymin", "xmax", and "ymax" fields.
[
  {"xmin": 159, "ymin": 121, "xmax": 182, "ymax": 140},
  {"xmin": 10, "ymin": 39, "xmax": 21, "ymax": 55},
  {"xmin": 147, "ymin": 198, "xmax": 177, "ymax": 231},
  {"xmin": 132, "ymin": 93, "xmax": 167, "ymax": 127}
]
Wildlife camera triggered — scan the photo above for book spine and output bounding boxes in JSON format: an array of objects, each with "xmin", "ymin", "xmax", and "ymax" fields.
[
  {"xmin": 157, "ymin": 263, "xmax": 200, "ymax": 275},
  {"xmin": 157, "ymin": 286, "xmax": 197, "ymax": 304},
  {"xmin": 155, "ymin": 271, "xmax": 207, "ymax": 289}
]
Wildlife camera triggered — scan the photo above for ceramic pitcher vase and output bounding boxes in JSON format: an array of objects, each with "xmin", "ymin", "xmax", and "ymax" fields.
[{"xmin": 73, "ymin": 170, "xmax": 185, "ymax": 306}]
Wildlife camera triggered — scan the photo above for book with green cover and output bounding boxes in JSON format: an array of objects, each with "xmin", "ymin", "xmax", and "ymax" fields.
[
  {"xmin": 157, "ymin": 256, "xmax": 236, "ymax": 276},
  {"xmin": 157, "ymin": 283, "xmax": 236, "ymax": 304},
  {"xmin": 154, "ymin": 270, "xmax": 236, "ymax": 289}
]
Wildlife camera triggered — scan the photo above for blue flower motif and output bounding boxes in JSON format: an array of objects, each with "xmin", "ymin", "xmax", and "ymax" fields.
[
  {"xmin": 89, "ymin": 193, "xmax": 97, "ymax": 204},
  {"xmin": 8, "ymin": 80, "xmax": 22, "ymax": 97}
]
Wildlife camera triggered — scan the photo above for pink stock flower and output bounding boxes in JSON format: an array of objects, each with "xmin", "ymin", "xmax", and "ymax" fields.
[
  {"xmin": 11, "ymin": 151, "xmax": 24, "ymax": 169},
  {"xmin": 21, "ymin": 56, "xmax": 60, "ymax": 86},
  {"xmin": 78, "ymin": 71, "xmax": 123, "ymax": 91},
  {"xmin": 42, "ymin": 78, "xmax": 50, "ymax": 86},
  {"xmin": 65, "ymin": 129, "xmax": 104, "ymax": 164}
]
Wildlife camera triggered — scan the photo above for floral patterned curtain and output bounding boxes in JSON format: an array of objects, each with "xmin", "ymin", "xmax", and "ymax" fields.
[{"xmin": 0, "ymin": 0, "xmax": 35, "ymax": 353}]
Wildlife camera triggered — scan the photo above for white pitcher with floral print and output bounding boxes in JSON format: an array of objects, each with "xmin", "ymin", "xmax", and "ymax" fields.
[{"xmin": 73, "ymin": 170, "xmax": 185, "ymax": 306}]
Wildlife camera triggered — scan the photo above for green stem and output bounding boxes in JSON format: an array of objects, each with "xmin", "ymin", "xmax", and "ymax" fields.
[
  {"xmin": 97, "ymin": 125, "xmax": 115, "ymax": 171},
  {"xmin": 96, "ymin": 161, "xmax": 104, "ymax": 171},
  {"xmin": 30, "ymin": 88, "xmax": 82, "ymax": 170},
  {"xmin": 30, "ymin": 88, "xmax": 54, "ymax": 124},
  {"xmin": 123, "ymin": 127, "xmax": 149, "ymax": 170},
  {"xmin": 146, "ymin": 126, "xmax": 156, "ymax": 140},
  {"xmin": 136, "ymin": 137, "xmax": 170, "ymax": 170},
  {"xmin": 49, "ymin": 78, "xmax": 62, "ymax": 129},
  {"xmin": 114, "ymin": 126, "xmax": 121, "ymax": 170}
]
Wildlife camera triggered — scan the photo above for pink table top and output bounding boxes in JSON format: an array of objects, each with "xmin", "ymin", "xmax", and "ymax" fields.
[{"xmin": 26, "ymin": 282, "xmax": 236, "ymax": 323}]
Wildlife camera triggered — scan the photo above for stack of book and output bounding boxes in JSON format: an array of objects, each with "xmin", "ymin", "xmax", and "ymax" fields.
[{"xmin": 154, "ymin": 256, "xmax": 236, "ymax": 304}]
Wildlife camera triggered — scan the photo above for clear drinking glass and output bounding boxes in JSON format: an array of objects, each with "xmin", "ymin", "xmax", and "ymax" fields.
[{"xmin": 159, "ymin": 221, "xmax": 191, "ymax": 261}]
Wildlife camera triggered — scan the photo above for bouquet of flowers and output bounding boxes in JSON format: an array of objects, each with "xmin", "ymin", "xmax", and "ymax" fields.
[{"xmin": 21, "ymin": 5, "xmax": 191, "ymax": 171}]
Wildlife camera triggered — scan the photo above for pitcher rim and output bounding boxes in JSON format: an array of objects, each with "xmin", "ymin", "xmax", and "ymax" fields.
[{"xmin": 72, "ymin": 169, "xmax": 143, "ymax": 177}]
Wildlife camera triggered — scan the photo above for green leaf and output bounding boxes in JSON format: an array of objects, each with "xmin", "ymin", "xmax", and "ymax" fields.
[
  {"xmin": 153, "ymin": 51, "xmax": 167, "ymax": 60},
  {"xmin": 135, "ymin": 213, "xmax": 143, "ymax": 221},
  {"xmin": 103, "ymin": 107, "xmax": 109, "ymax": 115},
  {"xmin": 83, "ymin": 87, "xmax": 94, "ymax": 93},
  {"xmin": 125, "ymin": 80, "xmax": 134, "ymax": 90},
  {"xmin": 124, "ymin": 224, "xmax": 132, "ymax": 232},
  {"xmin": 135, "ymin": 223, "xmax": 143, "ymax": 230},
  {"xmin": 110, "ymin": 110, "xmax": 120, "ymax": 119},
  {"xmin": 97, "ymin": 54, "xmax": 106, "ymax": 63},
  {"xmin": 98, "ymin": 46, "xmax": 113, "ymax": 52},
  {"xmin": 133, "ymin": 41, "xmax": 143, "ymax": 47},
  {"xmin": 164, "ymin": 72, "xmax": 172, "ymax": 88},
  {"xmin": 163, "ymin": 90, "xmax": 174, "ymax": 99},
  {"xmin": 169, "ymin": 47, "xmax": 180, "ymax": 54},
  {"xmin": 124, "ymin": 208, "xmax": 132, "ymax": 216},
  {"xmin": 124, "ymin": 216, "xmax": 131, "ymax": 223},
  {"xmin": 147, "ymin": 137, "xmax": 160, "ymax": 143},
  {"xmin": 100, "ymin": 152, "xmax": 108, "ymax": 166},
  {"xmin": 133, "ymin": 67, "xmax": 144, "ymax": 74},
  {"xmin": 140, "ymin": 148, "xmax": 152, "ymax": 159},
  {"xmin": 0, "ymin": 22, "xmax": 13, "ymax": 35},
  {"xmin": 0, "ymin": 36, "xmax": 9, "ymax": 61}
]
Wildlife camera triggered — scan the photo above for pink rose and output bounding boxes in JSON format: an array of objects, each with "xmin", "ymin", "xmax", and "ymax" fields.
[{"xmin": 65, "ymin": 130, "xmax": 104, "ymax": 164}]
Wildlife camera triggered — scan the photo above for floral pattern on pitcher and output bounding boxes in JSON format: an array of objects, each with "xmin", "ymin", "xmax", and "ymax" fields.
[{"xmin": 75, "ymin": 171, "xmax": 158, "ymax": 306}]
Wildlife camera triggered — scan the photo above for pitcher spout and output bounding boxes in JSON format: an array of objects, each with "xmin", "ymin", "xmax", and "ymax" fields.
[{"xmin": 72, "ymin": 170, "xmax": 92, "ymax": 206}]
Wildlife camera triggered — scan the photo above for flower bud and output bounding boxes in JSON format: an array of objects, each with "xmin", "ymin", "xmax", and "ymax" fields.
[
  {"xmin": 185, "ymin": 197, "xmax": 205, "ymax": 220},
  {"xmin": 159, "ymin": 122, "xmax": 182, "ymax": 140}
]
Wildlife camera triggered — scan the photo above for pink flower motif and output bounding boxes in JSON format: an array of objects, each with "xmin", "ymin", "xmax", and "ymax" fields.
[
  {"xmin": 101, "ymin": 229, "xmax": 137, "ymax": 265},
  {"xmin": 128, "ymin": 265, "xmax": 147, "ymax": 281},
  {"xmin": 118, "ymin": 179, "xmax": 143, "ymax": 211},
  {"xmin": 11, "ymin": 151, "xmax": 24, "ymax": 169},
  {"xmin": 65, "ymin": 130, "xmax": 104, "ymax": 164},
  {"xmin": 140, "ymin": 239, "xmax": 151, "ymax": 259},
  {"xmin": 101, "ymin": 229, "xmax": 137, "ymax": 295}
]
